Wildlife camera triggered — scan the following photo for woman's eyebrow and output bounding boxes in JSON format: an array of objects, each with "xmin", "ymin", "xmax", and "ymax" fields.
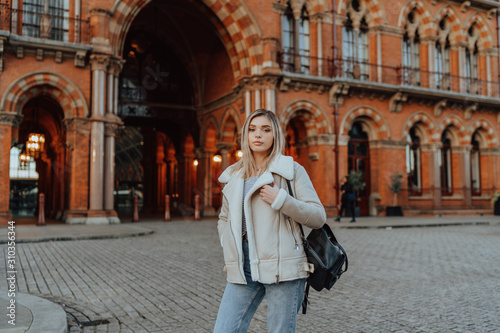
[{"xmin": 249, "ymin": 124, "xmax": 272, "ymax": 128}]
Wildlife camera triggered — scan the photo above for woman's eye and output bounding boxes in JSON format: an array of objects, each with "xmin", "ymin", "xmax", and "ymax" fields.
[
  {"xmin": 249, "ymin": 128, "xmax": 255, "ymax": 132},
  {"xmin": 264, "ymin": 129, "xmax": 271, "ymax": 132}
]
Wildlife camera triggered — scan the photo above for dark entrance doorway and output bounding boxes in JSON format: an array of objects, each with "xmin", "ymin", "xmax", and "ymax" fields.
[
  {"xmin": 117, "ymin": 0, "xmax": 234, "ymax": 216},
  {"xmin": 348, "ymin": 122, "xmax": 370, "ymax": 216}
]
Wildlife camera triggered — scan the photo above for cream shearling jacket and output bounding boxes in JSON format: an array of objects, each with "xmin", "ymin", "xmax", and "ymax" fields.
[{"xmin": 217, "ymin": 154, "xmax": 326, "ymax": 284}]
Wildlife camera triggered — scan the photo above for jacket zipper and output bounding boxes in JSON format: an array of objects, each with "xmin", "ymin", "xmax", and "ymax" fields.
[
  {"xmin": 276, "ymin": 209, "xmax": 281, "ymax": 283},
  {"xmin": 286, "ymin": 217, "xmax": 300, "ymax": 250}
]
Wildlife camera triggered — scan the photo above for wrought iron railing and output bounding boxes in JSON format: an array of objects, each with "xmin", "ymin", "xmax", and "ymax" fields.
[
  {"xmin": 278, "ymin": 50, "xmax": 500, "ymax": 98},
  {"xmin": 0, "ymin": 3, "xmax": 90, "ymax": 44}
]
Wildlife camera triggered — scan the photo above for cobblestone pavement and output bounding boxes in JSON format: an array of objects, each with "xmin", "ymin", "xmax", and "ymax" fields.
[{"xmin": 1, "ymin": 221, "xmax": 500, "ymax": 332}]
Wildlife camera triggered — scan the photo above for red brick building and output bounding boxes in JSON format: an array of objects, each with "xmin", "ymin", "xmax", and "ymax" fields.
[{"xmin": 1, "ymin": 0, "xmax": 499, "ymax": 224}]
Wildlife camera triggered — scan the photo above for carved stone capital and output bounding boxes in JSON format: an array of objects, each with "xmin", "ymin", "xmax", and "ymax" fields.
[
  {"xmin": 75, "ymin": 50, "xmax": 87, "ymax": 68},
  {"xmin": 90, "ymin": 54, "xmax": 110, "ymax": 71},
  {"xmin": 0, "ymin": 112, "xmax": 22, "ymax": 127},
  {"xmin": 109, "ymin": 58, "xmax": 125, "ymax": 76},
  {"xmin": 105, "ymin": 122, "xmax": 121, "ymax": 137},
  {"xmin": 464, "ymin": 104, "xmax": 477, "ymax": 120},
  {"xmin": 272, "ymin": 2, "xmax": 287, "ymax": 15},
  {"xmin": 434, "ymin": 99, "xmax": 447, "ymax": 117},
  {"xmin": 329, "ymin": 82, "xmax": 350, "ymax": 106},
  {"xmin": 389, "ymin": 92, "xmax": 407, "ymax": 113},
  {"xmin": 64, "ymin": 117, "xmax": 91, "ymax": 133}
]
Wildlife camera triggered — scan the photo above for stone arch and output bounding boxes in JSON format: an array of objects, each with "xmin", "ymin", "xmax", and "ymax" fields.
[
  {"xmin": 280, "ymin": 100, "xmax": 331, "ymax": 135},
  {"xmin": 464, "ymin": 13, "xmax": 494, "ymax": 49},
  {"xmin": 438, "ymin": 115, "xmax": 468, "ymax": 145},
  {"xmin": 435, "ymin": 5, "xmax": 465, "ymax": 44},
  {"xmin": 401, "ymin": 111, "xmax": 437, "ymax": 144},
  {"xmin": 110, "ymin": 0, "xmax": 263, "ymax": 78},
  {"xmin": 1, "ymin": 72, "xmax": 88, "ymax": 118},
  {"xmin": 398, "ymin": 0, "xmax": 435, "ymax": 37},
  {"xmin": 340, "ymin": 106, "xmax": 390, "ymax": 140},
  {"xmin": 220, "ymin": 106, "xmax": 241, "ymax": 143},
  {"xmin": 201, "ymin": 115, "xmax": 219, "ymax": 149},
  {"xmin": 338, "ymin": 0, "xmax": 386, "ymax": 26},
  {"xmin": 468, "ymin": 119, "xmax": 498, "ymax": 148}
]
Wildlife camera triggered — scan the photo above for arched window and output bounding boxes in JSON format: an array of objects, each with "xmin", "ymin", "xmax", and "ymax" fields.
[
  {"xmin": 465, "ymin": 25, "xmax": 479, "ymax": 94},
  {"xmin": 342, "ymin": 14, "xmax": 369, "ymax": 80},
  {"xmin": 402, "ymin": 10, "xmax": 420, "ymax": 85},
  {"xmin": 470, "ymin": 131, "xmax": 481, "ymax": 196},
  {"xmin": 281, "ymin": 3, "xmax": 310, "ymax": 74},
  {"xmin": 406, "ymin": 127, "xmax": 421, "ymax": 195},
  {"xmin": 298, "ymin": 6, "xmax": 310, "ymax": 74},
  {"xmin": 281, "ymin": 3, "xmax": 295, "ymax": 72},
  {"xmin": 440, "ymin": 129, "xmax": 453, "ymax": 195},
  {"xmin": 435, "ymin": 18, "xmax": 451, "ymax": 90}
]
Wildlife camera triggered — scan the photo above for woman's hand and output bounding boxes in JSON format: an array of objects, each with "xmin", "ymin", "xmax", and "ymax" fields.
[{"xmin": 259, "ymin": 182, "xmax": 279, "ymax": 205}]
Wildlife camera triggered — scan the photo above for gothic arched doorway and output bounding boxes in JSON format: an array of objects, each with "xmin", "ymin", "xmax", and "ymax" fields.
[
  {"xmin": 10, "ymin": 95, "xmax": 66, "ymax": 222},
  {"xmin": 117, "ymin": 0, "xmax": 235, "ymax": 217},
  {"xmin": 348, "ymin": 122, "xmax": 370, "ymax": 216}
]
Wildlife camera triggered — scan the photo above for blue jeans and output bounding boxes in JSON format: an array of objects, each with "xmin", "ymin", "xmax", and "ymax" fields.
[{"xmin": 214, "ymin": 240, "xmax": 306, "ymax": 333}]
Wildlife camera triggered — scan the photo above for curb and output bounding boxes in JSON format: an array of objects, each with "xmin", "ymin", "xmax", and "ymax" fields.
[
  {"xmin": 0, "ymin": 291, "xmax": 67, "ymax": 333},
  {"xmin": 9, "ymin": 229, "xmax": 155, "ymax": 244}
]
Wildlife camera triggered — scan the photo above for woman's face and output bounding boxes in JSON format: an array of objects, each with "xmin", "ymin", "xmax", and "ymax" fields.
[{"xmin": 248, "ymin": 115, "xmax": 274, "ymax": 155}]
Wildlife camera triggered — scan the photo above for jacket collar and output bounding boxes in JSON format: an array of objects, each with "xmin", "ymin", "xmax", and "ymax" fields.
[{"xmin": 218, "ymin": 154, "xmax": 294, "ymax": 184}]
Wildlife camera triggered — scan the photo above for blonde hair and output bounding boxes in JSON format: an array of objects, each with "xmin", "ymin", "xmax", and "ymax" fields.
[{"xmin": 233, "ymin": 109, "xmax": 285, "ymax": 178}]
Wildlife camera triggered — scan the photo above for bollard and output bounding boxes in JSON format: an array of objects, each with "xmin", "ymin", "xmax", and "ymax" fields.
[
  {"xmin": 164, "ymin": 195, "xmax": 171, "ymax": 221},
  {"xmin": 194, "ymin": 194, "xmax": 200, "ymax": 220},
  {"xmin": 132, "ymin": 195, "xmax": 139, "ymax": 222},
  {"xmin": 37, "ymin": 193, "xmax": 46, "ymax": 226}
]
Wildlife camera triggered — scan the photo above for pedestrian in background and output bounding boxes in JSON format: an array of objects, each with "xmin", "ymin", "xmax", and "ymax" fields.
[
  {"xmin": 335, "ymin": 175, "xmax": 356, "ymax": 223},
  {"xmin": 214, "ymin": 109, "xmax": 326, "ymax": 332}
]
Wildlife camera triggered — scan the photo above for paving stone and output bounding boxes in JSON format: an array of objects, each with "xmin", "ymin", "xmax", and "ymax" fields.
[{"xmin": 1, "ymin": 221, "xmax": 499, "ymax": 332}]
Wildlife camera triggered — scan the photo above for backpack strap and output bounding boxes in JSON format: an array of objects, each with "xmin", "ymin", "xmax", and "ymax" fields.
[{"xmin": 286, "ymin": 178, "xmax": 310, "ymax": 314}]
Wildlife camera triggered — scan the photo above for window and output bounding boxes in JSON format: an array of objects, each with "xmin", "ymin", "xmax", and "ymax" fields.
[
  {"xmin": 22, "ymin": 0, "xmax": 69, "ymax": 41},
  {"xmin": 22, "ymin": 0, "xmax": 44, "ymax": 38},
  {"xmin": 435, "ymin": 19, "xmax": 451, "ymax": 90},
  {"xmin": 440, "ymin": 129, "xmax": 453, "ymax": 195},
  {"xmin": 406, "ymin": 127, "xmax": 421, "ymax": 194},
  {"xmin": 465, "ymin": 25, "xmax": 479, "ymax": 94},
  {"xmin": 298, "ymin": 7, "xmax": 310, "ymax": 74},
  {"xmin": 342, "ymin": 15, "xmax": 369, "ymax": 80},
  {"xmin": 402, "ymin": 12, "xmax": 420, "ymax": 85},
  {"xmin": 281, "ymin": 2, "xmax": 310, "ymax": 74},
  {"xmin": 281, "ymin": 3, "xmax": 294, "ymax": 71},
  {"xmin": 470, "ymin": 131, "xmax": 481, "ymax": 196}
]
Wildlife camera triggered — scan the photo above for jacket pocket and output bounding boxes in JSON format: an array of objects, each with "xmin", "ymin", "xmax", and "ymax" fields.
[{"xmin": 221, "ymin": 222, "xmax": 238, "ymax": 263}]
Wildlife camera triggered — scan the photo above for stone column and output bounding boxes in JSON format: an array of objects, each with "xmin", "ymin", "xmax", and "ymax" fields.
[
  {"xmin": 88, "ymin": 54, "xmax": 110, "ymax": 224},
  {"xmin": 217, "ymin": 143, "xmax": 236, "ymax": 172},
  {"xmin": 197, "ymin": 148, "xmax": 217, "ymax": 216},
  {"xmin": 459, "ymin": 145, "xmax": 472, "ymax": 208},
  {"xmin": 51, "ymin": 139, "xmax": 66, "ymax": 219},
  {"xmin": 245, "ymin": 90, "xmax": 252, "ymax": 117},
  {"xmin": 430, "ymin": 143, "xmax": 443, "ymax": 209},
  {"xmin": 177, "ymin": 153, "xmax": 195, "ymax": 207},
  {"xmin": 0, "ymin": 112, "xmax": 22, "ymax": 224},
  {"xmin": 63, "ymin": 117, "xmax": 91, "ymax": 224},
  {"xmin": 103, "ymin": 58, "xmax": 123, "ymax": 223},
  {"xmin": 254, "ymin": 89, "xmax": 261, "ymax": 109},
  {"xmin": 104, "ymin": 122, "xmax": 121, "ymax": 223}
]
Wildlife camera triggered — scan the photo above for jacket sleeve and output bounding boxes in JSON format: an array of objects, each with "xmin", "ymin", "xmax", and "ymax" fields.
[
  {"xmin": 217, "ymin": 194, "xmax": 229, "ymax": 246},
  {"xmin": 272, "ymin": 164, "xmax": 326, "ymax": 229}
]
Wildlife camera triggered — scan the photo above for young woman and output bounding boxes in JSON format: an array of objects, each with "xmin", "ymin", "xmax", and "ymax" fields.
[{"xmin": 214, "ymin": 109, "xmax": 326, "ymax": 332}]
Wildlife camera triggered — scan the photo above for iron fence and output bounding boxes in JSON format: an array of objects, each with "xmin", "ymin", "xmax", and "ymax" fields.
[{"xmin": 278, "ymin": 51, "xmax": 500, "ymax": 99}]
